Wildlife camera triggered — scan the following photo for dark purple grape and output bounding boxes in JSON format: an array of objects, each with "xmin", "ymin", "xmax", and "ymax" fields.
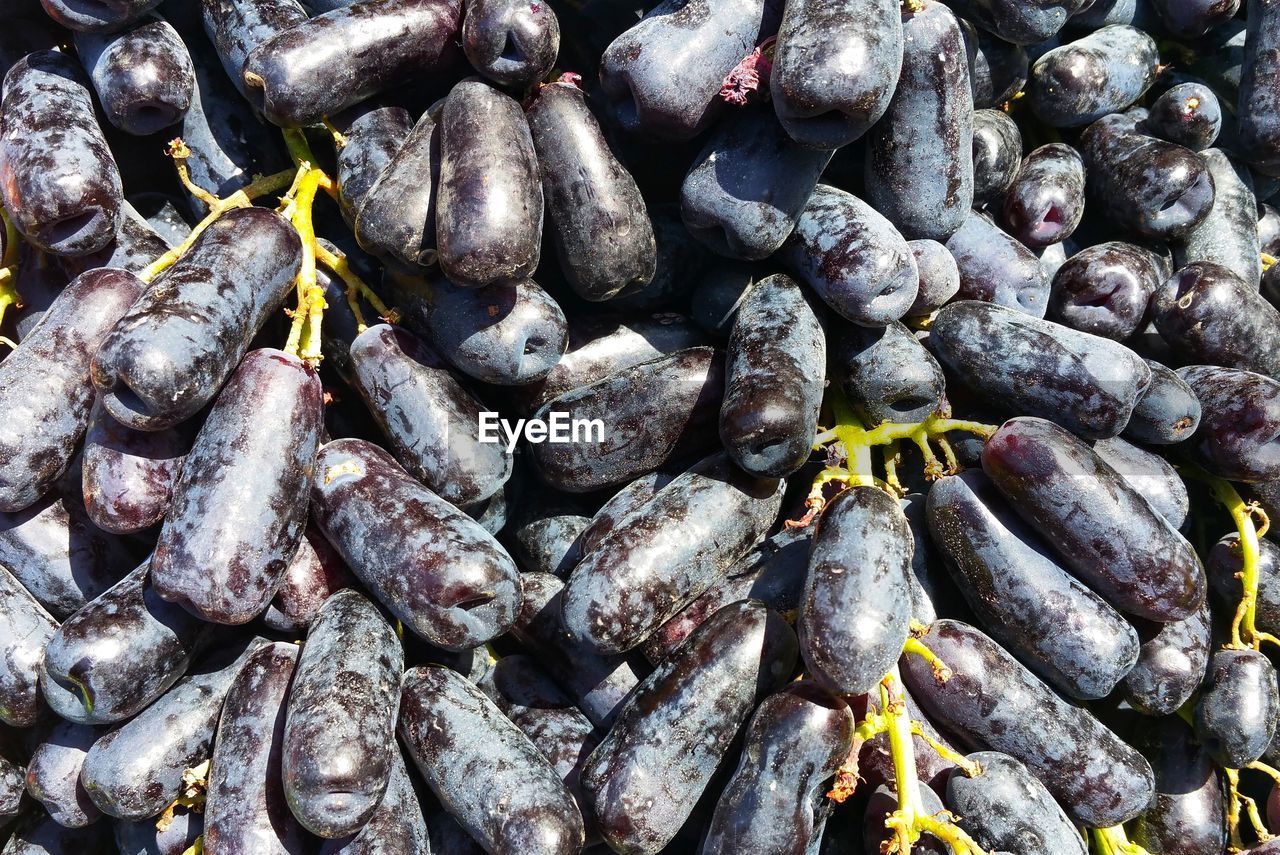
[
  {"xmin": 399, "ymin": 665, "xmax": 585, "ymax": 854},
  {"xmin": 262, "ymin": 523, "xmax": 353, "ymax": 633},
  {"xmin": 1122, "ymin": 604, "xmax": 1211, "ymax": 716},
  {"xmin": 200, "ymin": 0, "xmax": 309, "ymax": 101},
  {"xmin": 1177, "ymin": 149, "xmax": 1264, "ymax": 289},
  {"xmin": 38, "ymin": 0, "xmax": 161, "ymax": 31},
  {"xmin": 511, "ymin": 499, "xmax": 588, "ymax": 578},
  {"xmin": 971, "ymin": 108, "xmax": 1022, "ymax": 209},
  {"xmin": 81, "ymin": 398, "xmax": 188, "ymax": 535},
  {"xmin": 1178, "ymin": 365, "xmax": 1280, "ymax": 482},
  {"xmin": 11, "ymin": 247, "xmax": 71, "ymax": 341},
  {"xmin": 91, "ymin": 207, "xmax": 303, "ymax": 432},
  {"xmin": 1048, "ymin": 241, "xmax": 1159, "ymax": 340},
  {"xmin": 241, "ymin": 0, "xmax": 462, "ymax": 127},
  {"xmin": 1238, "ymin": 0, "xmax": 1280, "ymax": 176},
  {"xmin": 0, "ymin": 755, "xmax": 21, "ymax": 826},
  {"xmin": 1131, "ymin": 717, "xmax": 1227, "ymax": 855},
  {"xmin": 1210, "ymin": 535, "xmax": 1280, "ymax": 637},
  {"xmin": 462, "ymin": 0, "xmax": 558, "ymax": 88},
  {"xmin": 907, "ymin": 239, "xmax": 961, "ymax": 316},
  {"xmin": 1144, "ymin": 82, "xmax": 1222, "ymax": 150},
  {"xmin": 1092, "ymin": 436, "xmax": 1189, "ymax": 529},
  {"xmin": 24, "ymin": 721, "xmax": 103, "ymax": 828},
  {"xmin": 1194, "ymin": 648, "xmax": 1280, "ymax": 768},
  {"xmin": 834, "ymin": 321, "xmax": 946, "ymax": 425},
  {"xmin": 310, "ymin": 438, "xmax": 521, "ymax": 651},
  {"xmin": 946, "ymin": 752, "xmax": 1087, "ymax": 855},
  {"xmin": 352, "ymin": 104, "xmax": 439, "ymax": 270},
  {"xmin": 1126, "ymin": 358, "xmax": 1201, "ymax": 445},
  {"xmin": 1001, "ymin": 143, "xmax": 1085, "ymax": 248},
  {"xmin": 316, "ymin": 748, "xmax": 427, "ymax": 855},
  {"xmin": 580, "ymin": 601, "xmax": 797, "ymax": 854},
  {"xmin": 74, "ymin": 16, "xmax": 195, "ymax": 136},
  {"xmin": 127, "ymin": 194, "xmax": 190, "ymax": 247},
  {"xmin": 114, "ymin": 807, "xmax": 204, "ymax": 855},
  {"xmin": 960, "ymin": 20, "xmax": 1028, "ymax": 109},
  {"xmin": 1028, "ymin": 25, "xmax": 1158, "ymax": 127},
  {"xmin": 1151, "ymin": 0, "xmax": 1237, "ymax": 37},
  {"xmin": 2, "ymin": 814, "xmax": 114, "ymax": 854},
  {"xmin": 0, "ymin": 565, "xmax": 57, "ymax": 728},
  {"xmin": 902, "ymin": 619, "xmax": 1154, "ymax": 827},
  {"xmin": 945, "ymin": 212, "xmax": 1049, "ymax": 316},
  {"xmin": 334, "ymin": 98, "xmax": 414, "ymax": 222},
  {"xmin": 945, "ymin": 0, "xmax": 1080, "ymax": 44}
]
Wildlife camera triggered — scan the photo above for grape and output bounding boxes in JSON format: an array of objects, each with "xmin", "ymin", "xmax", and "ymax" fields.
[
  {"xmin": 1177, "ymin": 365, "xmax": 1280, "ymax": 482},
  {"xmin": 1210, "ymin": 535, "xmax": 1280, "ymax": 636},
  {"xmin": 702, "ymin": 684, "xmax": 854, "ymax": 855},
  {"xmin": 0, "ymin": 565, "xmax": 57, "ymax": 728},
  {"xmin": 865, "ymin": 0, "xmax": 973, "ymax": 241},
  {"xmin": 310, "ymin": 438, "xmax": 522, "ymax": 651},
  {"xmin": 1001, "ymin": 143, "xmax": 1085, "ymax": 249},
  {"xmin": 399, "ymin": 665, "xmax": 585, "ymax": 855},
  {"xmin": 561, "ymin": 451, "xmax": 783, "ymax": 654},
  {"xmin": 959, "ymin": 20, "xmax": 1029, "ymax": 109},
  {"xmin": 1238, "ymin": 0, "xmax": 1280, "ymax": 176},
  {"xmin": 261, "ymin": 524, "xmax": 354, "ymax": 633},
  {"xmin": 352, "ymin": 105, "xmax": 440, "ymax": 270},
  {"xmin": 1029, "ymin": 25, "xmax": 1159, "ymax": 126},
  {"xmin": 927, "ymin": 470, "xmax": 1140, "ymax": 700},
  {"xmin": 1194, "ymin": 648, "xmax": 1280, "ymax": 768},
  {"xmin": 778, "ymin": 184, "xmax": 920, "ymax": 326},
  {"xmin": 946, "ymin": 752, "xmax": 1087, "ymax": 855},
  {"xmin": 944, "ymin": 213, "xmax": 1049, "ymax": 316},
  {"xmin": 10, "ymin": 247, "xmax": 69, "ymax": 341},
  {"xmin": 510, "ymin": 498, "xmax": 589, "ymax": 579},
  {"xmin": 128, "ymin": 195, "xmax": 191, "ymax": 246},
  {"xmin": 770, "ymin": 0, "xmax": 903, "ymax": 149},
  {"xmin": 680, "ymin": 105, "xmax": 832, "ymax": 260},
  {"xmin": 1151, "ymin": 0, "xmax": 1238, "ymax": 37},
  {"xmin": 930, "ymin": 302, "xmax": 1153, "ymax": 439},
  {"xmin": 721, "ymin": 273, "xmax": 826, "ymax": 477},
  {"xmin": 436, "ymin": 78, "xmax": 542, "ymax": 288},
  {"xmin": 199, "ymin": 0, "xmax": 309, "ymax": 103},
  {"xmin": 971, "ymin": 108, "xmax": 1023, "ymax": 209},
  {"xmin": 1144, "ymin": 82, "xmax": 1222, "ymax": 150},
  {"xmin": 527, "ymin": 79, "xmax": 657, "ymax": 300},
  {"xmin": 982, "ymin": 417, "xmax": 1206, "ymax": 620},
  {"xmin": 39, "ymin": 562, "xmax": 211, "ymax": 725},
  {"xmin": 316, "ymin": 749, "xmax": 428, "ymax": 855},
  {"xmin": 462, "ymin": 0, "xmax": 558, "ymax": 88},
  {"xmin": 205, "ymin": 642, "xmax": 312, "ymax": 854},
  {"xmin": 907, "ymin": 239, "xmax": 961, "ymax": 317},
  {"xmin": 901, "ymin": 619, "xmax": 1155, "ymax": 827},
  {"xmin": 1131, "ymin": 717, "xmax": 1228, "ymax": 855},
  {"xmin": 946, "ymin": 0, "xmax": 1079, "ymax": 44},
  {"xmin": 1, "ymin": 814, "xmax": 113, "ymax": 854},
  {"xmin": 24, "ymin": 720, "xmax": 104, "ymax": 828},
  {"xmin": 863, "ymin": 783, "xmax": 948, "ymax": 854},
  {"xmin": 115, "ymin": 808, "xmax": 203, "ymax": 855},
  {"xmin": 834, "ymin": 320, "xmax": 946, "ymax": 425},
  {"xmin": 283, "ymin": 591, "xmax": 403, "ymax": 839},
  {"xmin": 1048, "ymin": 241, "xmax": 1159, "ymax": 340},
  {"xmin": 1159, "ymin": 263, "xmax": 1280, "ymax": 378},
  {"xmin": 74, "ymin": 16, "xmax": 195, "ymax": 136},
  {"xmin": 91, "ymin": 207, "xmax": 303, "ymax": 431},
  {"xmin": 0, "ymin": 757, "xmax": 22, "ymax": 828},
  {"xmin": 856, "ymin": 681, "xmax": 961, "ymax": 793},
  {"xmin": 38, "ymin": 0, "xmax": 161, "ymax": 31},
  {"xmin": 580, "ymin": 601, "xmax": 797, "ymax": 854},
  {"xmin": 1125, "ymin": 358, "xmax": 1202, "ymax": 445},
  {"xmin": 1177, "ymin": 149, "xmax": 1265, "ymax": 288},
  {"xmin": 1092, "ymin": 436, "xmax": 1190, "ymax": 529},
  {"xmin": 80, "ymin": 398, "xmax": 188, "ymax": 535}
]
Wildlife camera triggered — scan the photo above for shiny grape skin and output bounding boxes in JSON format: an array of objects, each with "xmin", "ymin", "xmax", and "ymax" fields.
[
  {"xmin": 945, "ymin": 0, "xmax": 1080, "ymax": 44},
  {"xmin": 348, "ymin": 324, "xmax": 511, "ymax": 506},
  {"xmin": 150, "ymin": 349, "xmax": 321, "ymax": 625},
  {"xmin": 960, "ymin": 21, "xmax": 1028, "ymax": 109},
  {"xmin": 0, "ymin": 755, "xmax": 20, "ymax": 826},
  {"xmin": 1001, "ymin": 143, "xmax": 1085, "ymax": 249},
  {"xmin": 562, "ymin": 451, "xmax": 783, "ymax": 654},
  {"xmin": 262, "ymin": 523, "xmax": 353, "ymax": 633},
  {"xmin": 24, "ymin": 720, "xmax": 104, "ymax": 828},
  {"xmin": 0, "ymin": 268, "xmax": 143, "ymax": 514},
  {"xmin": 352, "ymin": 103, "xmax": 439, "ymax": 270},
  {"xmin": 1028, "ymin": 25, "xmax": 1159, "ymax": 127},
  {"xmin": 1194, "ymin": 648, "xmax": 1280, "ymax": 768},
  {"xmin": 91, "ymin": 207, "xmax": 303, "ymax": 432},
  {"xmin": 597, "ymin": 0, "xmax": 781, "ymax": 141},
  {"xmin": 399, "ymin": 665, "xmax": 585, "ymax": 855},
  {"xmin": 1125, "ymin": 358, "xmax": 1202, "ymax": 445},
  {"xmin": 1131, "ymin": 717, "xmax": 1227, "ymax": 855},
  {"xmin": 114, "ymin": 807, "xmax": 204, "ymax": 855},
  {"xmin": 1177, "ymin": 149, "xmax": 1264, "ymax": 289},
  {"xmin": 931, "ymin": 302, "xmax": 1152, "ymax": 439},
  {"xmin": 1122, "ymin": 605, "xmax": 1211, "ymax": 715},
  {"xmin": 801, "ymin": 486, "xmax": 912, "ymax": 696},
  {"xmin": 778, "ymin": 184, "xmax": 920, "ymax": 326},
  {"xmin": 73, "ymin": 16, "xmax": 195, "ymax": 136},
  {"xmin": 1144, "ymin": 82, "xmax": 1222, "ymax": 150},
  {"xmin": 200, "ymin": 0, "xmax": 309, "ymax": 101},
  {"xmin": 310, "ymin": 438, "xmax": 522, "ymax": 651},
  {"xmin": 39, "ymin": 562, "xmax": 211, "ymax": 725},
  {"xmin": 864, "ymin": 0, "xmax": 973, "ymax": 242},
  {"xmin": 1092, "ymin": 436, "xmax": 1190, "ymax": 529},
  {"xmin": 511, "ymin": 498, "xmax": 589, "ymax": 578},
  {"xmin": 1150, "ymin": 0, "xmax": 1237, "ymax": 37},
  {"xmin": 1177, "ymin": 365, "xmax": 1280, "ymax": 482},
  {"xmin": 971, "ymin": 109, "xmax": 1023, "ymax": 209},
  {"xmin": 462, "ymin": 0, "xmax": 558, "ymax": 88},
  {"xmin": 436, "ymin": 78, "xmax": 542, "ymax": 288},
  {"xmin": 720, "ymin": 274, "xmax": 826, "ymax": 477},
  {"xmin": 1159, "ymin": 263, "xmax": 1280, "ymax": 379},
  {"xmin": 1048, "ymin": 241, "xmax": 1159, "ymax": 340},
  {"xmin": 576, "ymin": 467, "xmax": 680, "ymax": 556},
  {"xmin": 680, "ymin": 105, "xmax": 832, "ymax": 260},
  {"xmin": 315, "ymin": 749, "xmax": 427, "ymax": 855},
  {"xmin": 2, "ymin": 813, "xmax": 114, "ymax": 854},
  {"xmin": 907, "ymin": 239, "xmax": 961, "ymax": 316},
  {"xmin": 702, "ymin": 684, "xmax": 854, "ymax": 855},
  {"xmin": 770, "ymin": 0, "xmax": 902, "ymax": 149},
  {"xmin": 1238, "ymin": 0, "xmax": 1280, "ymax": 175},
  {"xmin": 926, "ymin": 471, "xmax": 1140, "ymax": 700},
  {"xmin": 530, "ymin": 347, "xmax": 724, "ymax": 493},
  {"xmin": 38, "ymin": 0, "xmax": 163, "ymax": 31},
  {"xmin": 334, "ymin": 98, "xmax": 414, "ymax": 222},
  {"xmin": 982, "ymin": 417, "xmax": 1206, "ymax": 621},
  {"xmin": 1210, "ymin": 535, "xmax": 1280, "ymax": 637},
  {"xmin": 80, "ymin": 639, "xmax": 265, "ymax": 820},
  {"xmin": 81, "ymin": 397, "xmax": 188, "ymax": 535},
  {"xmin": 946, "ymin": 752, "xmax": 1087, "ymax": 855},
  {"xmin": 834, "ymin": 321, "xmax": 946, "ymax": 425},
  {"xmin": 205, "ymin": 642, "xmax": 312, "ymax": 855},
  {"xmin": 282, "ymin": 591, "xmax": 402, "ymax": 839},
  {"xmin": 902, "ymin": 619, "xmax": 1155, "ymax": 827},
  {"xmin": 0, "ymin": 565, "xmax": 57, "ymax": 728},
  {"xmin": 944, "ymin": 213, "xmax": 1049, "ymax": 317},
  {"xmin": 581, "ymin": 601, "xmax": 797, "ymax": 855}
]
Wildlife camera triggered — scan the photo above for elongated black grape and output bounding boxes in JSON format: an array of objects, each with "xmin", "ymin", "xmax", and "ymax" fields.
[
  {"xmin": 948, "ymin": 752, "xmax": 1086, "ymax": 855},
  {"xmin": 1158, "ymin": 262, "xmax": 1280, "ymax": 379},
  {"xmin": 241, "ymin": 0, "xmax": 462, "ymax": 127},
  {"xmin": 39, "ymin": 0, "xmax": 161, "ymax": 31},
  {"xmin": 74, "ymin": 16, "xmax": 195, "ymax": 136},
  {"xmin": 352, "ymin": 106, "xmax": 441, "ymax": 272},
  {"xmin": 201, "ymin": 0, "xmax": 309, "ymax": 101},
  {"xmin": 971, "ymin": 108, "xmax": 1023, "ymax": 209},
  {"xmin": 205, "ymin": 642, "xmax": 311, "ymax": 855},
  {"xmin": 0, "ymin": 50, "xmax": 122, "ymax": 256},
  {"xmin": 562, "ymin": 452, "xmax": 782, "ymax": 654},
  {"xmin": 607, "ymin": 203, "xmax": 715, "ymax": 311},
  {"xmin": 92, "ymin": 207, "xmax": 302, "ymax": 431},
  {"xmin": 800, "ymin": 486, "xmax": 911, "ymax": 695},
  {"xmin": 436, "ymin": 78, "xmax": 542, "ymax": 288},
  {"xmin": 40, "ymin": 562, "xmax": 211, "ymax": 725},
  {"xmin": 703, "ymin": 684, "xmax": 853, "ymax": 855},
  {"xmin": 865, "ymin": 0, "xmax": 972, "ymax": 241},
  {"xmin": 1239, "ymin": 0, "xmax": 1280, "ymax": 176},
  {"xmin": 1145, "ymin": 82, "xmax": 1222, "ymax": 150},
  {"xmin": 334, "ymin": 98, "xmax": 414, "ymax": 221},
  {"xmin": 1132, "ymin": 717, "xmax": 1227, "ymax": 855},
  {"xmin": 1029, "ymin": 25, "xmax": 1159, "ymax": 126},
  {"xmin": 982, "ymin": 418, "xmax": 1205, "ymax": 620},
  {"xmin": 779, "ymin": 184, "xmax": 920, "ymax": 326},
  {"xmin": 114, "ymin": 809, "xmax": 204, "ymax": 855},
  {"xmin": 720, "ymin": 274, "xmax": 825, "ymax": 477},
  {"xmin": 771, "ymin": 0, "xmax": 900, "ymax": 147},
  {"xmin": 1178, "ymin": 365, "xmax": 1280, "ymax": 482},
  {"xmin": 1211, "ymin": 535, "xmax": 1280, "ymax": 637},
  {"xmin": 127, "ymin": 194, "xmax": 190, "ymax": 246},
  {"xmin": 1092, "ymin": 436, "xmax": 1189, "ymax": 529},
  {"xmin": 907, "ymin": 239, "xmax": 960, "ymax": 316},
  {"xmin": 1178, "ymin": 150, "xmax": 1264, "ymax": 289},
  {"xmin": 945, "ymin": 212, "xmax": 1049, "ymax": 317},
  {"xmin": 598, "ymin": 0, "xmax": 779, "ymax": 140},
  {"xmin": 581, "ymin": 601, "xmax": 797, "ymax": 854},
  {"xmin": 903, "ymin": 620, "xmax": 1154, "ymax": 827},
  {"xmin": 961, "ymin": 20, "xmax": 1028, "ymax": 108},
  {"xmin": 2, "ymin": 814, "xmax": 114, "ymax": 854},
  {"xmin": 530, "ymin": 347, "xmax": 724, "ymax": 493},
  {"xmin": 511, "ymin": 499, "xmax": 589, "ymax": 578},
  {"xmin": 311, "ymin": 438, "xmax": 521, "ymax": 650},
  {"xmin": 0, "ymin": 269, "xmax": 143, "ymax": 514},
  {"xmin": 834, "ymin": 321, "xmax": 946, "ymax": 425},
  {"xmin": 24, "ymin": 721, "xmax": 103, "ymax": 828},
  {"xmin": 262, "ymin": 523, "xmax": 352, "ymax": 633},
  {"xmin": 463, "ymin": 0, "xmax": 558, "ymax": 88},
  {"xmin": 1049, "ymin": 241, "xmax": 1159, "ymax": 340},
  {"xmin": 399, "ymin": 665, "xmax": 584, "ymax": 855},
  {"xmin": 0, "ymin": 565, "xmax": 57, "ymax": 728},
  {"xmin": 1001, "ymin": 143, "xmax": 1085, "ymax": 248},
  {"xmin": 927, "ymin": 471, "xmax": 1140, "ymax": 699},
  {"xmin": 931, "ymin": 302, "xmax": 1152, "ymax": 439},
  {"xmin": 946, "ymin": 0, "xmax": 1079, "ymax": 44},
  {"xmin": 315, "ymin": 748, "xmax": 426, "ymax": 855},
  {"xmin": 1194, "ymin": 648, "xmax": 1280, "ymax": 768},
  {"xmin": 1126, "ymin": 359, "xmax": 1201, "ymax": 445},
  {"xmin": 81, "ymin": 398, "xmax": 188, "ymax": 535},
  {"xmin": 11, "ymin": 247, "xmax": 70, "ymax": 340},
  {"xmin": 80, "ymin": 639, "xmax": 265, "ymax": 820}
]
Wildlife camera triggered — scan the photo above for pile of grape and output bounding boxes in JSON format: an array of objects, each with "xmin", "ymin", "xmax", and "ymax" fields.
[{"xmin": 1, "ymin": 0, "xmax": 1280, "ymax": 852}]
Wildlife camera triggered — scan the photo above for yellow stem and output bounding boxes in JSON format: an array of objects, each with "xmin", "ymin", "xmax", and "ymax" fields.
[
  {"xmin": 284, "ymin": 165, "xmax": 324, "ymax": 361},
  {"xmin": 1091, "ymin": 826, "xmax": 1151, "ymax": 855},
  {"xmin": 166, "ymin": 138, "xmax": 220, "ymax": 210},
  {"xmin": 313, "ymin": 242, "xmax": 398, "ymax": 329}
]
